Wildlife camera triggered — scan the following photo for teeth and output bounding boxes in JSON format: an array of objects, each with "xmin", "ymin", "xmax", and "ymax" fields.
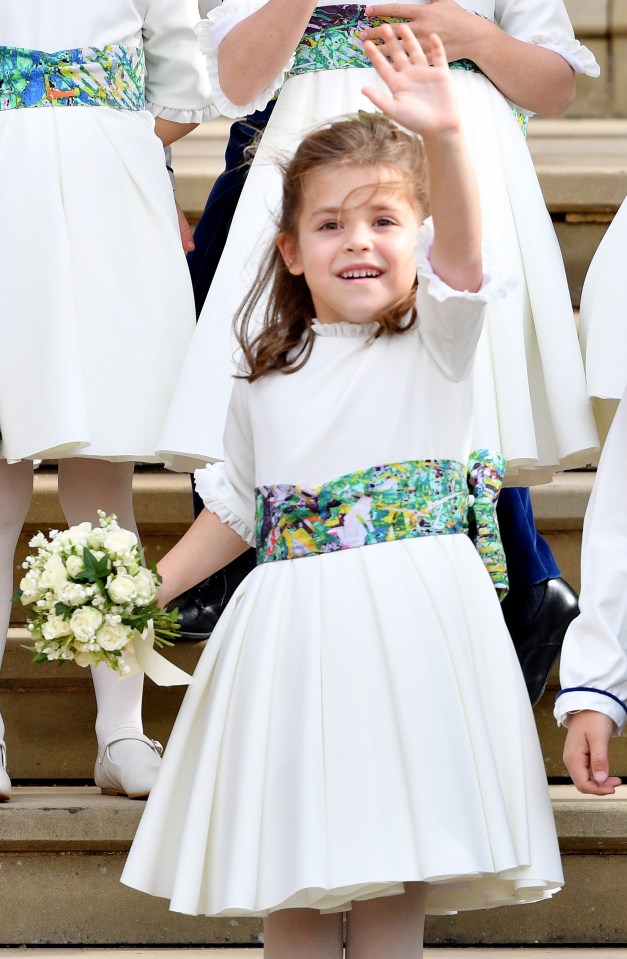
[{"xmin": 341, "ymin": 269, "xmax": 381, "ymax": 279}]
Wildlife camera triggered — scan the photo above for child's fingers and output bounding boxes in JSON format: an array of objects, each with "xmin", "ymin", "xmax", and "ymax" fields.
[
  {"xmin": 428, "ymin": 32, "xmax": 448, "ymax": 69},
  {"xmin": 396, "ymin": 23, "xmax": 427, "ymax": 64},
  {"xmin": 361, "ymin": 85, "xmax": 393, "ymax": 114}
]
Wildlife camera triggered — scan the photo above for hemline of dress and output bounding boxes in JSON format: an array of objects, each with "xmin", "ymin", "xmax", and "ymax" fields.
[{"xmin": 129, "ymin": 874, "xmax": 563, "ymax": 920}]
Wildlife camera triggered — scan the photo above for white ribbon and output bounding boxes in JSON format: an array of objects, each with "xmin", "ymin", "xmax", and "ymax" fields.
[{"xmin": 129, "ymin": 621, "xmax": 194, "ymax": 686}]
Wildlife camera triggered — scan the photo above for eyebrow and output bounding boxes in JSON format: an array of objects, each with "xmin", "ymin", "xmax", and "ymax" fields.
[{"xmin": 307, "ymin": 200, "xmax": 405, "ymax": 221}]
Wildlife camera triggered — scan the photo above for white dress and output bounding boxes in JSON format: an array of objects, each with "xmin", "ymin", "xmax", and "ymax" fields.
[
  {"xmin": 122, "ymin": 237, "xmax": 563, "ymax": 918},
  {"xmin": 579, "ymin": 195, "xmax": 627, "ymax": 425},
  {"xmin": 0, "ymin": 0, "xmax": 213, "ymax": 463},
  {"xmin": 555, "ymin": 381, "xmax": 627, "ymax": 734},
  {"xmin": 157, "ymin": 0, "xmax": 600, "ymax": 483}
]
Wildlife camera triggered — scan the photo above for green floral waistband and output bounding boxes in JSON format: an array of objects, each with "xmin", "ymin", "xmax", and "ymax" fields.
[
  {"xmin": 0, "ymin": 45, "xmax": 145, "ymax": 111},
  {"xmin": 287, "ymin": 5, "xmax": 528, "ymax": 137},
  {"xmin": 255, "ymin": 450, "xmax": 508, "ymax": 598}
]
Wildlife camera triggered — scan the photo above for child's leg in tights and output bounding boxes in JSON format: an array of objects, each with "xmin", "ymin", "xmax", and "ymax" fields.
[
  {"xmin": 264, "ymin": 909, "xmax": 343, "ymax": 959},
  {"xmin": 57, "ymin": 459, "xmax": 157, "ymax": 771},
  {"xmin": 345, "ymin": 883, "xmax": 426, "ymax": 959},
  {"xmin": 0, "ymin": 460, "xmax": 35, "ymax": 746}
]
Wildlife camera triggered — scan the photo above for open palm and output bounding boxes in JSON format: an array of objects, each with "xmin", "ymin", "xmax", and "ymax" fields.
[{"xmin": 362, "ymin": 26, "xmax": 460, "ymax": 137}]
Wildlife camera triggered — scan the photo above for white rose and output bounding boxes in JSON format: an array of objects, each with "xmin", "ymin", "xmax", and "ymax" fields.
[
  {"xmin": 59, "ymin": 583, "xmax": 90, "ymax": 607},
  {"xmin": 42, "ymin": 614, "xmax": 72, "ymax": 641},
  {"xmin": 19, "ymin": 570, "xmax": 44, "ymax": 604},
  {"xmin": 67, "ymin": 522, "xmax": 93, "ymax": 547},
  {"xmin": 96, "ymin": 622, "xmax": 130, "ymax": 652},
  {"xmin": 107, "ymin": 575, "xmax": 138, "ymax": 604},
  {"xmin": 74, "ymin": 650, "xmax": 96, "ymax": 668},
  {"xmin": 40, "ymin": 554, "xmax": 69, "ymax": 592},
  {"xmin": 103, "ymin": 528, "xmax": 138, "ymax": 557},
  {"xmin": 65, "ymin": 555, "xmax": 85, "ymax": 578},
  {"xmin": 70, "ymin": 606, "xmax": 104, "ymax": 641},
  {"xmin": 133, "ymin": 568, "xmax": 156, "ymax": 601}
]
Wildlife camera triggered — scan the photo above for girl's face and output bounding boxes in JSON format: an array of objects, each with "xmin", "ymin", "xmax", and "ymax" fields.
[{"xmin": 278, "ymin": 164, "xmax": 424, "ymax": 327}]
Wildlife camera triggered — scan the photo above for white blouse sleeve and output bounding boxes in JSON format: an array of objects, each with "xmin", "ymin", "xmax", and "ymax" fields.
[
  {"xmin": 554, "ymin": 387, "xmax": 627, "ymax": 734},
  {"xmin": 415, "ymin": 221, "xmax": 513, "ymax": 383},
  {"xmin": 143, "ymin": 0, "xmax": 216, "ymax": 122},
  {"xmin": 494, "ymin": 0, "xmax": 600, "ymax": 77},
  {"xmin": 197, "ymin": 0, "xmax": 292, "ymax": 118},
  {"xmin": 193, "ymin": 379, "xmax": 257, "ymax": 546}
]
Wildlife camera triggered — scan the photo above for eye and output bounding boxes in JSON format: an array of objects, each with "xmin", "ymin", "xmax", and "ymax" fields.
[
  {"xmin": 374, "ymin": 216, "xmax": 397, "ymax": 227},
  {"xmin": 318, "ymin": 220, "xmax": 341, "ymax": 231}
]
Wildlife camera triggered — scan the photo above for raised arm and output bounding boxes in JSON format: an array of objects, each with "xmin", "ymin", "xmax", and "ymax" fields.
[
  {"xmin": 361, "ymin": 1, "xmax": 576, "ymax": 116},
  {"xmin": 217, "ymin": 0, "xmax": 317, "ymax": 106},
  {"xmin": 363, "ymin": 27, "xmax": 482, "ymax": 292}
]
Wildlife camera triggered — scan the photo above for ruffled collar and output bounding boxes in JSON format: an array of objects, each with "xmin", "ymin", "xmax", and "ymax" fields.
[{"xmin": 311, "ymin": 319, "xmax": 379, "ymax": 338}]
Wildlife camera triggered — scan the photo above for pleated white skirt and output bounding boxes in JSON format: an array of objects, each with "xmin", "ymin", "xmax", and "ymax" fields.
[
  {"xmin": 122, "ymin": 534, "xmax": 562, "ymax": 917},
  {"xmin": 0, "ymin": 106, "xmax": 196, "ymax": 463}
]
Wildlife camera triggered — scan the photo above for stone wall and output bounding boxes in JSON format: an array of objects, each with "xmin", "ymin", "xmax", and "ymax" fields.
[{"xmin": 567, "ymin": 0, "xmax": 627, "ymax": 115}]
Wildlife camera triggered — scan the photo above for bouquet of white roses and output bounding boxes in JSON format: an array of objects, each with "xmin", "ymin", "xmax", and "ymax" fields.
[{"xmin": 17, "ymin": 511, "xmax": 182, "ymax": 678}]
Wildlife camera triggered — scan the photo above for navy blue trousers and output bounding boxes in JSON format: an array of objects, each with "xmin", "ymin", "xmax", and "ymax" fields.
[{"xmin": 186, "ymin": 105, "xmax": 559, "ymax": 589}]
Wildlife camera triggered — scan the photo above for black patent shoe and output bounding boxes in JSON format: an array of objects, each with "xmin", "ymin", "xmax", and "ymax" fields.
[
  {"xmin": 503, "ymin": 577, "xmax": 580, "ymax": 707},
  {"xmin": 167, "ymin": 548, "xmax": 257, "ymax": 640}
]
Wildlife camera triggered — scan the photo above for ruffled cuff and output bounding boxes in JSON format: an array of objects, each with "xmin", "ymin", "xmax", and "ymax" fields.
[
  {"xmin": 196, "ymin": 8, "xmax": 292, "ymax": 118},
  {"xmin": 531, "ymin": 33, "xmax": 600, "ymax": 77},
  {"xmin": 554, "ymin": 689, "xmax": 626, "ymax": 734},
  {"xmin": 414, "ymin": 220, "xmax": 516, "ymax": 304},
  {"xmin": 194, "ymin": 465, "xmax": 256, "ymax": 547},
  {"xmin": 147, "ymin": 100, "xmax": 219, "ymax": 123}
]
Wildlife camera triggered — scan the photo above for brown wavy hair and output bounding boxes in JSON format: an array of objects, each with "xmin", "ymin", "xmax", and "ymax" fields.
[{"xmin": 236, "ymin": 113, "xmax": 429, "ymax": 383}]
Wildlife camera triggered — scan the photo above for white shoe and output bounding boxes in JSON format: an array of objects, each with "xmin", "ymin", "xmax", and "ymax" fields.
[
  {"xmin": 94, "ymin": 730, "xmax": 162, "ymax": 800},
  {"xmin": 0, "ymin": 740, "xmax": 11, "ymax": 802}
]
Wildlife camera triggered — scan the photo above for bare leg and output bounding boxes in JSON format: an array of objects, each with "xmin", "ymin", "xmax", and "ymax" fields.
[
  {"xmin": 346, "ymin": 884, "xmax": 427, "ymax": 959},
  {"xmin": 0, "ymin": 460, "xmax": 34, "ymax": 741},
  {"xmin": 57, "ymin": 459, "xmax": 158, "ymax": 780},
  {"xmin": 264, "ymin": 908, "xmax": 344, "ymax": 959}
]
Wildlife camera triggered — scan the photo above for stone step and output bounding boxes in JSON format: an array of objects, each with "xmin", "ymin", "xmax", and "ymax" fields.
[
  {"xmin": 0, "ymin": 785, "xmax": 624, "ymax": 947},
  {"xmin": 170, "ymin": 118, "xmax": 627, "ymax": 309},
  {"xmin": 0, "ymin": 954, "xmax": 624, "ymax": 959}
]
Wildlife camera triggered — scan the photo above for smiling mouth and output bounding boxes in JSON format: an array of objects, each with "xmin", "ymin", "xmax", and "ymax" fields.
[{"xmin": 339, "ymin": 269, "xmax": 382, "ymax": 279}]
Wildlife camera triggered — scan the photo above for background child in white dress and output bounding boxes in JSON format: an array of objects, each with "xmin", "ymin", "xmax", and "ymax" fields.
[
  {"xmin": 122, "ymin": 30, "xmax": 562, "ymax": 958},
  {"xmin": 0, "ymin": 0, "xmax": 213, "ymax": 801}
]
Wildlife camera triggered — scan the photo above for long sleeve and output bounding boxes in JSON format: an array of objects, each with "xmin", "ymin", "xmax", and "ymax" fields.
[
  {"xmin": 143, "ymin": 0, "xmax": 216, "ymax": 122},
  {"xmin": 194, "ymin": 379, "xmax": 257, "ymax": 545},
  {"xmin": 554, "ymin": 386, "xmax": 627, "ymax": 733}
]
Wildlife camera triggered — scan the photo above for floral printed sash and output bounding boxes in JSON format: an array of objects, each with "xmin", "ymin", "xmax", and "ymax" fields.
[
  {"xmin": 0, "ymin": 45, "xmax": 145, "ymax": 111},
  {"xmin": 256, "ymin": 450, "xmax": 508, "ymax": 598},
  {"xmin": 288, "ymin": 5, "xmax": 528, "ymax": 137}
]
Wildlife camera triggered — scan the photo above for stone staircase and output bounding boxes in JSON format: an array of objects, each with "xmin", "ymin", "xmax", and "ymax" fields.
[{"xmin": 1, "ymin": 2, "xmax": 627, "ymax": 951}]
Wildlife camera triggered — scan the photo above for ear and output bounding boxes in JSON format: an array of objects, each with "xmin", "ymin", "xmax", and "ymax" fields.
[{"xmin": 277, "ymin": 232, "xmax": 304, "ymax": 276}]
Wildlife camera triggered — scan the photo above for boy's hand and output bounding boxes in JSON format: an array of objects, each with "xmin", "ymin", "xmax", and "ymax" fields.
[
  {"xmin": 563, "ymin": 710, "xmax": 622, "ymax": 795},
  {"xmin": 362, "ymin": 26, "xmax": 460, "ymax": 139}
]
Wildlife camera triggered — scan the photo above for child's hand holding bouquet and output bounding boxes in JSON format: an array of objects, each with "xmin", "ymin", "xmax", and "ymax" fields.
[{"xmin": 17, "ymin": 511, "xmax": 191, "ymax": 685}]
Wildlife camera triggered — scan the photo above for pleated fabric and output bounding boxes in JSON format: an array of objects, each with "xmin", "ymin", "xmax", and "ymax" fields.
[{"xmin": 122, "ymin": 535, "xmax": 562, "ymax": 917}]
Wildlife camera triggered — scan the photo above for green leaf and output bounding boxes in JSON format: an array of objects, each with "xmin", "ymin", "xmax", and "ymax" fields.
[{"xmin": 54, "ymin": 602, "xmax": 74, "ymax": 619}]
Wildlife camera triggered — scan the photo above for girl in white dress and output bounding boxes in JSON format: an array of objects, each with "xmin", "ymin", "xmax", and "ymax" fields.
[
  {"xmin": 0, "ymin": 0, "xmax": 213, "ymax": 801},
  {"xmin": 158, "ymin": 0, "xmax": 600, "ymax": 482},
  {"xmin": 122, "ymin": 31, "xmax": 562, "ymax": 957}
]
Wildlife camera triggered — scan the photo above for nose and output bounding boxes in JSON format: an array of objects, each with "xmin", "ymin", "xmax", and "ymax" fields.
[{"xmin": 343, "ymin": 222, "xmax": 374, "ymax": 252}]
